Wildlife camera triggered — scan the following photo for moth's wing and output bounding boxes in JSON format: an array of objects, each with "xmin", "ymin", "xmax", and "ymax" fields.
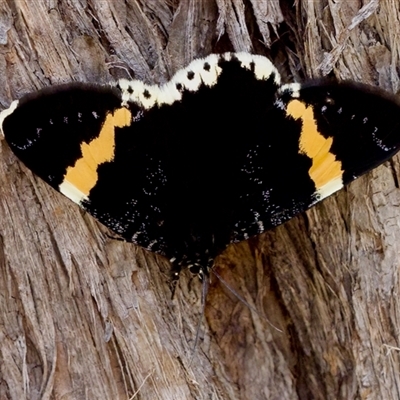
[
  {"xmin": 1, "ymin": 83, "xmax": 171, "ymax": 255},
  {"xmin": 0, "ymin": 53, "xmax": 284, "ymax": 268},
  {"xmin": 229, "ymin": 81, "xmax": 400, "ymax": 243},
  {"xmin": 288, "ymin": 81, "xmax": 400, "ymax": 183},
  {"xmin": 2, "ymin": 84, "xmax": 122, "ymax": 188},
  {"xmin": 6, "ymin": 57, "xmax": 398, "ymax": 269}
]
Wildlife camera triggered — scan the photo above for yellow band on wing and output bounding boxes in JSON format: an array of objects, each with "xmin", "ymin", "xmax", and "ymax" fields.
[
  {"xmin": 286, "ymin": 99, "xmax": 344, "ymax": 198},
  {"xmin": 59, "ymin": 107, "xmax": 131, "ymax": 203}
]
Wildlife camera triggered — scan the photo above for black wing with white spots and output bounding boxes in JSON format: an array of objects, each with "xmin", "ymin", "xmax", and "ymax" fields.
[{"xmin": 2, "ymin": 53, "xmax": 400, "ymax": 273}]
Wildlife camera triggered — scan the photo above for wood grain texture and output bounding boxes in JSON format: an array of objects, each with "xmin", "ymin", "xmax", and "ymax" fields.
[{"xmin": 1, "ymin": 0, "xmax": 400, "ymax": 399}]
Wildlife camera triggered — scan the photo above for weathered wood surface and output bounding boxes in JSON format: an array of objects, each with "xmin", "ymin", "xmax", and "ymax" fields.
[{"xmin": 1, "ymin": 0, "xmax": 400, "ymax": 399}]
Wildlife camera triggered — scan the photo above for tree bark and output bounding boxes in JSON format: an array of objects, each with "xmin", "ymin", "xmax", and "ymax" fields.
[{"xmin": 1, "ymin": 0, "xmax": 400, "ymax": 399}]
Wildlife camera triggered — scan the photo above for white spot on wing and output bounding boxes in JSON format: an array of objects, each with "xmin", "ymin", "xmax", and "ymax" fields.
[
  {"xmin": 157, "ymin": 83, "xmax": 182, "ymax": 105},
  {"xmin": 371, "ymin": 127, "xmax": 392, "ymax": 151},
  {"xmin": 221, "ymin": 52, "xmax": 233, "ymax": 62},
  {"xmin": 316, "ymin": 176, "xmax": 344, "ymax": 201},
  {"xmin": 118, "ymin": 79, "xmax": 130, "ymax": 91},
  {"xmin": 147, "ymin": 240, "xmax": 158, "ymax": 250},
  {"xmin": 279, "ymin": 83, "xmax": 301, "ymax": 98},
  {"xmin": 254, "ymin": 55, "xmax": 281, "ymax": 84},
  {"xmin": 0, "ymin": 100, "xmax": 19, "ymax": 139},
  {"xmin": 59, "ymin": 179, "xmax": 88, "ymax": 204},
  {"xmin": 125, "ymin": 80, "xmax": 159, "ymax": 109},
  {"xmin": 234, "ymin": 52, "xmax": 254, "ymax": 69},
  {"xmin": 119, "ymin": 54, "xmax": 224, "ymax": 108},
  {"xmin": 198, "ymin": 54, "xmax": 221, "ymax": 86},
  {"xmin": 117, "ymin": 52, "xmax": 281, "ymax": 109},
  {"xmin": 170, "ymin": 67, "xmax": 198, "ymax": 91},
  {"xmin": 237, "ymin": 52, "xmax": 281, "ymax": 84}
]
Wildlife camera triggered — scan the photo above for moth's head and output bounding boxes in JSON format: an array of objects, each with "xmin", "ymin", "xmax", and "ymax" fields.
[{"xmin": 279, "ymin": 81, "xmax": 400, "ymax": 184}]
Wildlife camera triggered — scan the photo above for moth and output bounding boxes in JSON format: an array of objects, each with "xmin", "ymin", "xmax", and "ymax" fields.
[{"xmin": 1, "ymin": 52, "xmax": 400, "ymax": 276}]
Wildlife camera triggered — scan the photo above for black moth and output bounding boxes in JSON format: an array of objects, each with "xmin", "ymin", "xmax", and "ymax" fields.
[{"xmin": 1, "ymin": 52, "xmax": 400, "ymax": 277}]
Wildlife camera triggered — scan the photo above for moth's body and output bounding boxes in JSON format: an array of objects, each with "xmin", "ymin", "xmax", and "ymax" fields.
[{"xmin": 2, "ymin": 52, "xmax": 400, "ymax": 273}]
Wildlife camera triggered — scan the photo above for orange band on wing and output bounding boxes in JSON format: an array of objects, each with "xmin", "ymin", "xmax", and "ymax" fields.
[
  {"xmin": 60, "ymin": 107, "xmax": 131, "ymax": 202},
  {"xmin": 286, "ymin": 99, "xmax": 343, "ymax": 190}
]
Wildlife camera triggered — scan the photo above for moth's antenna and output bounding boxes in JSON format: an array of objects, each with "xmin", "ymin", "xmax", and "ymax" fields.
[
  {"xmin": 210, "ymin": 268, "xmax": 283, "ymax": 333},
  {"xmin": 188, "ymin": 267, "xmax": 209, "ymax": 366}
]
